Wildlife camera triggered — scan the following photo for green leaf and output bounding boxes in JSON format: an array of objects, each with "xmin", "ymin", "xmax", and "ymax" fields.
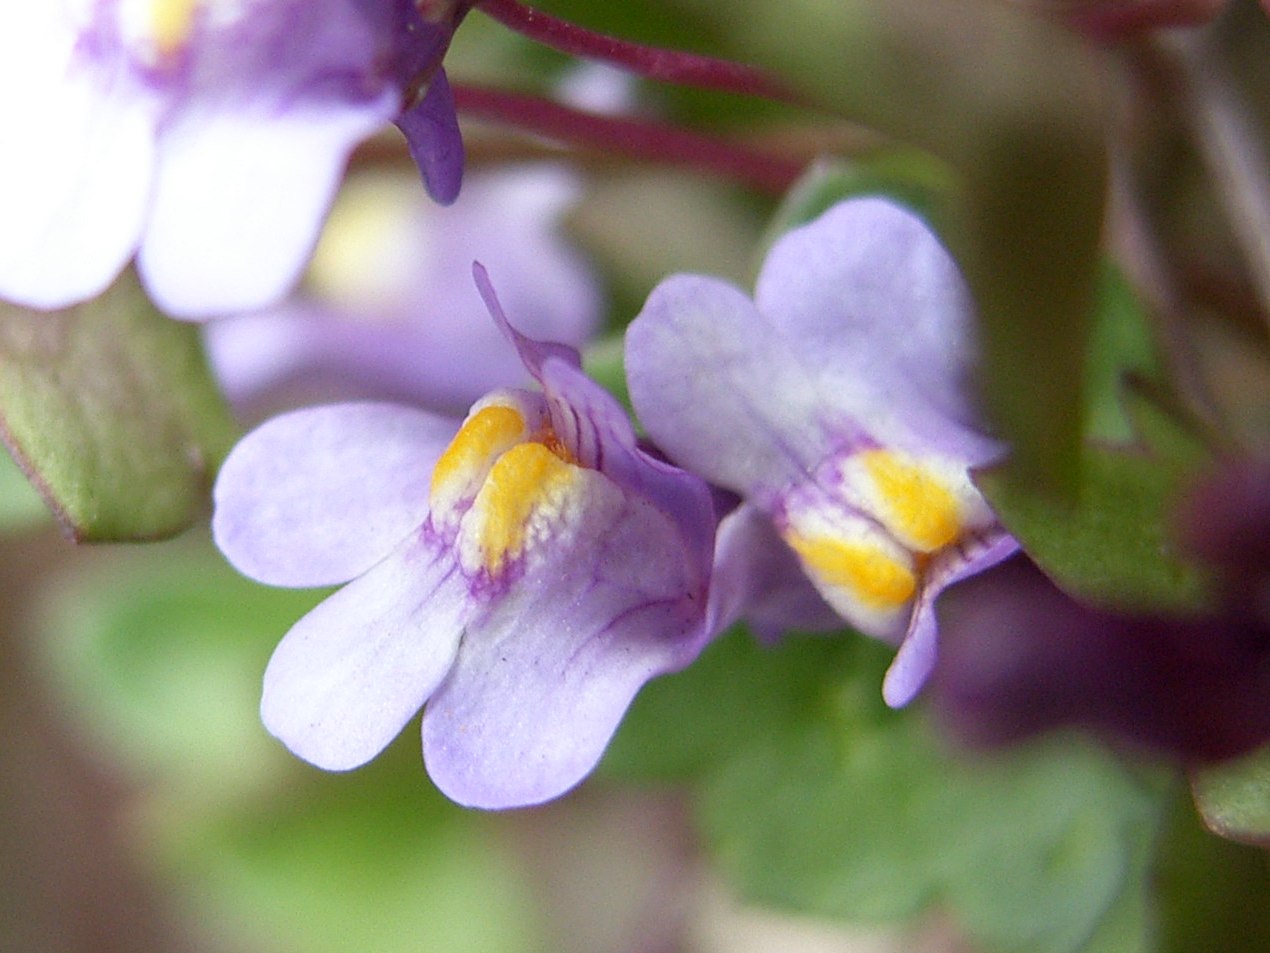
[
  {"xmin": 0, "ymin": 446, "xmax": 50, "ymax": 533},
  {"xmin": 160, "ymin": 749, "xmax": 546, "ymax": 953},
  {"xmin": 602, "ymin": 624, "xmax": 858, "ymax": 781},
  {"xmin": 682, "ymin": 632, "xmax": 1167, "ymax": 953},
  {"xmin": 1155, "ymin": 787, "xmax": 1270, "ymax": 951},
  {"xmin": 1191, "ymin": 745, "xmax": 1270, "ymax": 847},
  {"xmin": 0, "ymin": 273, "xmax": 238, "ymax": 541},
  {"xmin": 37, "ymin": 534, "xmax": 547, "ymax": 953},
  {"xmin": 581, "ymin": 333, "xmax": 633, "ymax": 414},
  {"xmin": 1084, "ymin": 263, "xmax": 1163, "ymax": 445},
  {"xmin": 38, "ymin": 534, "xmax": 326, "ymax": 799},
  {"xmin": 977, "ymin": 445, "xmax": 1216, "ymax": 614}
]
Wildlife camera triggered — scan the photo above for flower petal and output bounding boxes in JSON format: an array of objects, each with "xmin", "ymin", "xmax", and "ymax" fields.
[
  {"xmin": 882, "ymin": 527, "xmax": 1020, "ymax": 706},
  {"xmin": 0, "ymin": 9, "xmax": 157, "ymax": 309},
  {"xmin": 422, "ymin": 477, "xmax": 711, "ymax": 808},
  {"xmin": 707, "ymin": 503, "xmax": 842, "ymax": 639},
  {"xmin": 213, "ymin": 402, "xmax": 457, "ymax": 587},
  {"xmin": 473, "ymin": 262, "xmax": 583, "ymax": 381},
  {"xmin": 205, "ymin": 166, "xmax": 601, "ymax": 415},
  {"xmin": 754, "ymin": 197, "xmax": 999, "ymax": 462},
  {"xmin": 625, "ymin": 273, "xmax": 838, "ymax": 500},
  {"xmin": 139, "ymin": 93, "xmax": 396, "ymax": 318},
  {"xmin": 395, "ymin": 68, "xmax": 464, "ymax": 205},
  {"xmin": 261, "ymin": 534, "xmax": 469, "ymax": 771},
  {"xmin": 536, "ymin": 354, "xmax": 717, "ymax": 576}
]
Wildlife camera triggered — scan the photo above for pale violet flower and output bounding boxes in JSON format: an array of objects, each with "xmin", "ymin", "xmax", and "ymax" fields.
[
  {"xmin": 212, "ymin": 265, "xmax": 716, "ymax": 808},
  {"xmin": 205, "ymin": 164, "xmax": 601, "ymax": 416},
  {"xmin": 625, "ymin": 197, "xmax": 1019, "ymax": 706},
  {"xmin": 0, "ymin": 0, "xmax": 462, "ymax": 319}
]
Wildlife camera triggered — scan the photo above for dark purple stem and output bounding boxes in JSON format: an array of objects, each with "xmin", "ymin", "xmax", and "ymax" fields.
[
  {"xmin": 474, "ymin": 0, "xmax": 799, "ymax": 104},
  {"xmin": 453, "ymin": 83, "xmax": 805, "ymax": 194}
]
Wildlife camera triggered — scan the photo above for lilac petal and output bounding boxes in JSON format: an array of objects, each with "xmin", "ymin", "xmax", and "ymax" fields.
[
  {"xmin": 882, "ymin": 528, "xmax": 1020, "ymax": 706},
  {"xmin": 139, "ymin": 95, "xmax": 396, "ymax": 318},
  {"xmin": 755, "ymin": 197, "xmax": 999, "ymax": 463},
  {"xmin": 202, "ymin": 302, "xmax": 330, "ymax": 409},
  {"xmin": 422, "ymin": 480, "xmax": 711, "ymax": 808},
  {"xmin": 535, "ymin": 355, "xmax": 717, "ymax": 579},
  {"xmin": 707, "ymin": 504, "xmax": 842, "ymax": 639},
  {"xmin": 205, "ymin": 166, "xmax": 601, "ymax": 415},
  {"xmin": 395, "ymin": 69, "xmax": 464, "ymax": 205},
  {"xmin": 0, "ymin": 11, "xmax": 156, "ymax": 309},
  {"xmin": 262, "ymin": 534, "xmax": 469, "ymax": 771},
  {"xmin": 213, "ymin": 402, "xmax": 457, "ymax": 587},
  {"xmin": 626, "ymin": 274, "xmax": 837, "ymax": 500},
  {"xmin": 473, "ymin": 262, "xmax": 583, "ymax": 380}
]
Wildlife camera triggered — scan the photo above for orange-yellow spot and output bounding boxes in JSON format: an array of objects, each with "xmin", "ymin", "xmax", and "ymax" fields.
[
  {"xmin": 786, "ymin": 532, "xmax": 916, "ymax": 610},
  {"xmin": 430, "ymin": 403, "xmax": 527, "ymax": 506},
  {"xmin": 149, "ymin": 0, "xmax": 199, "ymax": 57},
  {"xmin": 860, "ymin": 450, "xmax": 961, "ymax": 552},
  {"xmin": 472, "ymin": 441, "xmax": 577, "ymax": 573}
]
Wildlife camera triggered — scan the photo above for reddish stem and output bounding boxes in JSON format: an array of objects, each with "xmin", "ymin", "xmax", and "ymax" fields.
[
  {"xmin": 474, "ymin": 0, "xmax": 798, "ymax": 103},
  {"xmin": 453, "ymin": 83, "xmax": 805, "ymax": 195}
]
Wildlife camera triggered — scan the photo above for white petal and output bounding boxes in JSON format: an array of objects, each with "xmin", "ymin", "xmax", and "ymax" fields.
[
  {"xmin": 0, "ymin": 9, "xmax": 157, "ymax": 309},
  {"xmin": 261, "ymin": 535, "xmax": 470, "ymax": 771},
  {"xmin": 139, "ymin": 95, "xmax": 396, "ymax": 318},
  {"xmin": 213, "ymin": 402, "xmax": 457, "ymax": 587}
]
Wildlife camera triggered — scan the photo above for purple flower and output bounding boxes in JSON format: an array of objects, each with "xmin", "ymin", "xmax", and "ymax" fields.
[
  {"xmin": 626, "ymin": 197, "xmax": 1018, "ymax": 706},
  {"xmin": 212, "ymin": 265, "xmax": 716, "ymax": 808},
  {"xmin": 0, "ymin": 0, "xmax": 462, "ymax": 319},
  {"xmin": 204, "ymin": 164, "xmax": 601, "ymax": 416}
]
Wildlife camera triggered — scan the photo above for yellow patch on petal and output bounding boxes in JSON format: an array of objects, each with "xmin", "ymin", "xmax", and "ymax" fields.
[
  {"xmin": 430, "ymin": 402, "xmax": 528, "ymax": 509},
  {"xmin": 785, "ymin": 531, "xmax": 916, "ymax": 610},
  {"xmin": 149, "ymin": 0, "xmax": 199, "ymax": 57},
  {"xmin": 308, "ymin": 173, "xmax": 422, "ymax": 314},
  {"xmin": 859, "ymin": 449, "xmax": 961, "ymax": 552},
  {"xmin": 471, "ymin": 441, "xmax": 579, "ymax": 574}
]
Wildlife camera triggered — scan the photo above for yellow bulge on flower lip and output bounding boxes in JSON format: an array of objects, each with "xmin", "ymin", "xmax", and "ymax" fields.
[
  {"xmin": 857, "ymin": 449, "xmax": 962, "ymax": 552},
  {"xmin": 471, "ymin": 442, "xmax": 579, "ymax": 574},
  {"xmin": 430, "ymin": 402, "xmax": 529, "ymax": 511},
  {"xmin": 785, "ymin": 532, "xmax": 916, "ymax": 610}
]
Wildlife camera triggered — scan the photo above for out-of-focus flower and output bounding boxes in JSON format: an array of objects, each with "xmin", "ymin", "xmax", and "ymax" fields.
[
  {"xmin": 0, "ymin": 0, "xmax": 463, "ymax": 319},
  {"xmin": 212, "ymin": 265, "xmax": 716, "ymax": 808},
  {"xmin": 626, "ymin": 197, "xmax": 1018, "ymax": 706},
  {"xmin": 205, "ymin": 164, "xmax": 600, "ymax": 416},
  {"xmin": 932, "ymin": 459, "xmax": 1270, "ymax": 763}
]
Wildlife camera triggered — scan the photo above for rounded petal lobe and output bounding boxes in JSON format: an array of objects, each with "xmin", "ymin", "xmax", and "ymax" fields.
[
  {"xmin": 626, "ymin": 274, "xmax": 836, "ymax": 499},
  {"xmin": 754, "ymin": 197, "xmax": 998, "ymax": 462},
  {"xmin": 213, "ymin": 402, "xmax": 457, "ymax": 587},
  {"xmin": 139, "ymin": 96, "xmax": 396, "ymax": 318},
  {"xmin": 423, "ymin": 477, "xmax": 710, "ymax": 808},
  {"xmin": 0, "ymin": 14, "xmax": 156, "ymax": 309},
  {"xmin": 262, "ymin": 535, "xmax": 470, "ymax": 771}
]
